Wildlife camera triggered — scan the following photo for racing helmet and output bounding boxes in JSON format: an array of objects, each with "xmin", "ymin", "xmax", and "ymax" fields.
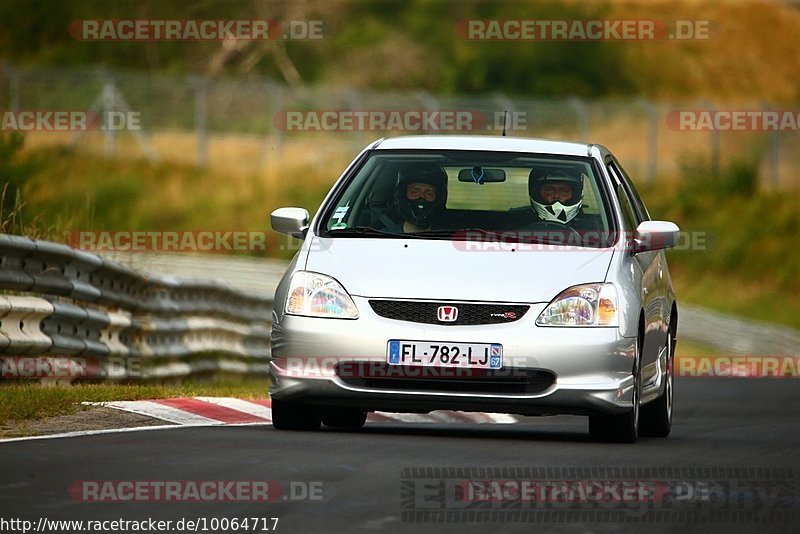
[
  {"xmin": 394, "ymin": 164, "xmax": 448, "ymax": 226},
  {"xmin": 528, "ymin": 169, "xmax": 584, "ymax": 224}
]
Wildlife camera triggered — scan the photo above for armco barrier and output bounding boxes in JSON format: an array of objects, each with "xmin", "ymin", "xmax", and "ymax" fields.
[{"xmin": 0, "ymin": 234, "xmax": 272, "ymax": 380}]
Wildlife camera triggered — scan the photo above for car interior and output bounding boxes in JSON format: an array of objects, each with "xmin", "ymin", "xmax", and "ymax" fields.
[{"xmin": 336, "ymin": 155, "xmax": 608, "ymax": 238}]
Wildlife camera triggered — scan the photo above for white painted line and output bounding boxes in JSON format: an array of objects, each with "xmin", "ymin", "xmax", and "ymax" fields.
[
  {"xmin": 457, "ymin": 412, "xmax": 495, "ymax": 423},
  {"xmin": 485, "ymin": 413, "xmax": 518, "ymax": 424},
  {"xmin": 193, "ymin": 397, "xmax": 272, "ymax": 421},
  {"xmin": 0, "ymin": 424, "xmax": 189, "ymax": 443},
  {"xmin": 373, "ymin": 412, "xmax": 436, "ymax": 423},
  {"xmin": 426, "ymin": 411, "xmax": 466, "ymax": 424},
  {"xmin": 0, "ymin": 421, "xmax": 273, "ymax": 444}
]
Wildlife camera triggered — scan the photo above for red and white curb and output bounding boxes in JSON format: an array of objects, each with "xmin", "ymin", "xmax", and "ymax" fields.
[
  {"xmin": 92, "ymin": 397, "xmax": 518, "ymax": 426},
  {"xmin": 0, "ymin": 398, "xmax": 517, "ymax": 444}
]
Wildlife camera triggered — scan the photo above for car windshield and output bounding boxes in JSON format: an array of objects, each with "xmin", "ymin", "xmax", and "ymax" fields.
[{"xmin": 318, "ymin": 149, "xmax": 617, "ymax": 248}]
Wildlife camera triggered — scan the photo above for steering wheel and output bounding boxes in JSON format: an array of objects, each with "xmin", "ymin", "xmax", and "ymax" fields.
[{"xmin": 524, "ymin": 220, "xmax": 583, "ymax": 245}]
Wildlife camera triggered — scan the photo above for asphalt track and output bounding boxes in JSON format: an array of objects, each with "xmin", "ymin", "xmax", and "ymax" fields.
[{"xmin": 2, "ymin": 378, "xmax": 799, "ymax": 534}]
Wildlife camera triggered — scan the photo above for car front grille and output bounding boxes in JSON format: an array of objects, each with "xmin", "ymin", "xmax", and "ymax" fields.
[
  {"xmin": 335, "ymin": 363, "xmax": 554, "ymax": 395},
  {"xmin": 369, "ymin": 300, "xmax": 529, "ymax": 326}
]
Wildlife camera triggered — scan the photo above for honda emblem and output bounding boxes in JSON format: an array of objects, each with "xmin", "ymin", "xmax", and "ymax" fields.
[{"xmin": 437, "ymin": 305, "xmax": 459, "ymax": 322}]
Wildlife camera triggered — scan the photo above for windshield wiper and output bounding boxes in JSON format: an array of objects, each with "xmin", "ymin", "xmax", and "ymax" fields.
[{"xmin": 327, "ymin": 226, "xmax": 403, "ymax": 238}]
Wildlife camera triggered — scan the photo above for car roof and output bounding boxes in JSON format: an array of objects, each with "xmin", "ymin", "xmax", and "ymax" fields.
[{"xmin": 373, "ymin": 135, "xmax": 594, "ymax": 157}]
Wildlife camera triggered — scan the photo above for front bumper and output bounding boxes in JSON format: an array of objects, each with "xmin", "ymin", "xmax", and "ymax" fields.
[{"xmin": 269, "ymin": 299, "xmax": 638, "ymax": 417}]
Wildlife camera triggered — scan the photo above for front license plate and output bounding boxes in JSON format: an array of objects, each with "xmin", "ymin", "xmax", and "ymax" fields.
[{"xmin": 387, "ymin": 340, "xmax": 502, "ymax": 369}]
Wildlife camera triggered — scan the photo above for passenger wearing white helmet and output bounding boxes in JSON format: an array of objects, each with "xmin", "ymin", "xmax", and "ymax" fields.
[
  {"xmin": 529, "ymin": 169, "xmax": 584, "ymax": 223},
  {"xmin": 525, "ymin": 167, "xmax": 600, "ymax": 230}
]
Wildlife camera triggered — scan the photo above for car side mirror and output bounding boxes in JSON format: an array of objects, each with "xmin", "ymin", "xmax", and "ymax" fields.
[
  {"xmin": 271, "ymin": 207, "xmax": 310, "ymax": 239},
  {"xmin": 633, "ymin": 221, "xmax": 680, "ymax": 253}
]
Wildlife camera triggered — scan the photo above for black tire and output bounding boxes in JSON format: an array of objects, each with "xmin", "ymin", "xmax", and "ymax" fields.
[
  {"xmin": 321, "ymin": 407, "xmax": 367, "ymax": 430},
  {"xmin": 589, "ymin": 334, "xmax": 641, "ymax": 443},
  {"xmin": 271, "ymin": 398, "xmax": 321, "ymax": 431},
  {"xmin": 640, "ymin": 326, "xmax": 675, "ymax": 437}
]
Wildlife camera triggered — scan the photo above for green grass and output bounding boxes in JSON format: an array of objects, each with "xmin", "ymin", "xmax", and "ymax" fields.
[
  {"xmin": 13, "ymin": 144, "xmax": 334, "ymax": 260},
  {"xmin": 0, "ymin": 378, "xmax": 270, "ymax": 426}
]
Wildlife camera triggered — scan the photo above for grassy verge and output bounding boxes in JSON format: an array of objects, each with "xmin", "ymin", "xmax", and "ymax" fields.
[
  {"xmin": 639, "ymin": 159, "xmax": 800, "ymax": 330},
  {"xmin": 7, "ymin": 141, "xmax": 338, "ymax": 261},
  {"xmin": 0, "ymin": 377, "xmax": 270, "ymax": 427}
]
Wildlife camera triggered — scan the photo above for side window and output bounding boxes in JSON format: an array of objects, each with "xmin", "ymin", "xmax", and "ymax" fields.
[
  {"xmin": 607, "ymin": 162, "xmax": 638, "ymax": 230},
  {"xmin": 610, "ymin": 158, "xmax": 651, "ymax": 222},
  {"xmin": 616, "ymin": 185, "xmax": 639, "ymax": 231}
]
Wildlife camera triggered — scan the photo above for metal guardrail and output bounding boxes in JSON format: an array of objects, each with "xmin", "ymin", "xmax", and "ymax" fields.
[{"xmin": 0, "ymin": 234, "xmax": 272, "ymax": 381}]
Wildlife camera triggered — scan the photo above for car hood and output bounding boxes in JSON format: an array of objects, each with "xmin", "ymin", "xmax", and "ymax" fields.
[{"xmin": 304, "ymin": 237, "xmax": 614, "ymax": 303}]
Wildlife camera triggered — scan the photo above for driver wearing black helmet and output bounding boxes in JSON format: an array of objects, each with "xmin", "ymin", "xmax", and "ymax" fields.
[{"xmin": 382, "ymin": 163, "xmax": 448, "ymax": 233}]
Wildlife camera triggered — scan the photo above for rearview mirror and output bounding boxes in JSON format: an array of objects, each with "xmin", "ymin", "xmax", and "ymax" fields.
[
  {"xmin": 457, "ymin": 167, "xmax": 506, "ymax": 184},
  {"xmin": 633, "ymin": 221, "xmax": 680, "ymax": 253},
  {"xmin": 271, "ymin": 207, "xmax": 309, "ymax": 239}
]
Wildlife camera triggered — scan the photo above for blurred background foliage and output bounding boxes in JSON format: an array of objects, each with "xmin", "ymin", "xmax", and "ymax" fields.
[{"xmin": 1, "ymin": 0, "xmax": 799, "ymax": 101}]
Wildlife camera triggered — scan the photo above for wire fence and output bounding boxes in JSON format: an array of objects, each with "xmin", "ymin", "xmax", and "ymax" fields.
[{"xmin": 1, "ymin": 63, "xmax": 797, "ymax": 188}]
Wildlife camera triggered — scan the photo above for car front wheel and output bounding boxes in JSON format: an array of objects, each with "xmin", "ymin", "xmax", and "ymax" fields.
[
  {"xmin": 640, "ymin": 327, "xmax": 674, "ymax": 437},
  {"xmin": 589, "ymin": 335, "xmax": 641, "ymax": 443}
]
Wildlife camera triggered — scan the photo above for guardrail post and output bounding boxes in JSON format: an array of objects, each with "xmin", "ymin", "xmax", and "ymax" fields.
[
  {"xmin": 637, "ymin": 98, "xmax": 659, "ymax": 183},
  {"xmin": 3, "ymin": 62, "xmax": 20, "ymax": 111},
  {"xmin": 97, "ymin": 70, "xmax": 118, "ymax": 159},
  {"xmin": 567, "ymin": 97, "xmax": 590, "ymax": 142},
  {"xmin": 0, "ymin": 297, "xmax": 54, "ymax": 355},
  {"xmin": 702, "ymin": 100, "xmax": 720, "ymax": 176},
  {"xmin": 769, "ymin": 131, "xmax": 779, "ymax": 188},
  {"xmin": 263, "ymin": 80, "xmax": 284, "ymax": 171},
  {"xmin": 192, "ymin": 75, "xmax": 209, "ymax": 167}
]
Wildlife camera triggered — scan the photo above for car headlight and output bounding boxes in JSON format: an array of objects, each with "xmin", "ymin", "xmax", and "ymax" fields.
[
  {"xmin": 536, "ymin": 283, "xmax": 618, "ymax": 327},
  {"xmin": 285, "ymin": 271, "xmax": 359, "ymax": 319}
]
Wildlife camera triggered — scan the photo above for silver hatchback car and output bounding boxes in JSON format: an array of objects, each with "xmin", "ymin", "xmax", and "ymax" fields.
[{"xmin": 269, "ymin": 135, "xmax": 679, "ymax": 442}]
